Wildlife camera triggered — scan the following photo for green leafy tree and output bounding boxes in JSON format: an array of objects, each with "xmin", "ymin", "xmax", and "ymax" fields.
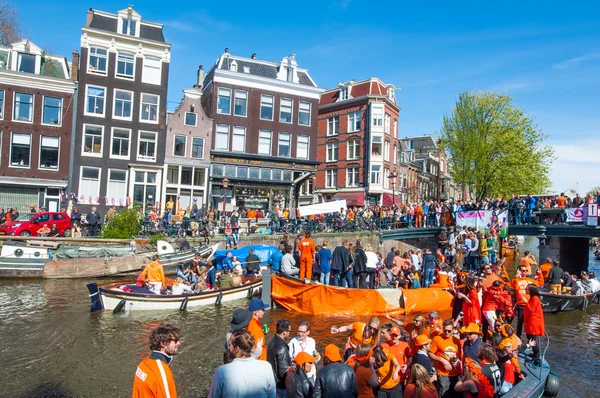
[
  {"xmin": 587, "ymin": 187, "xmax": 600, "ymax": 197},
  {"xmin": 101, "ymin": 206, "xmax": 142, "ymax": 239},
  {"xmin": 440, "ymin": 91, "xmax": 554, "ymax": 201}
]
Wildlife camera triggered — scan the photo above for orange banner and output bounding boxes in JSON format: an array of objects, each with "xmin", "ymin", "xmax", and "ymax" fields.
[
  {"xmin": 271, "ymin": 275, "xmax": 405, "ymax": 317},
  {"xmin": 401, "ymin": 288, "xmax": 454, "ymax": 314}
]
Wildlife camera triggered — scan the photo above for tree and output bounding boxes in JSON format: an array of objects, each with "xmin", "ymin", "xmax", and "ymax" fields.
[
  {"xmin": 587, "ymin": 186, "xmax": 600, "ymax": 197},
  {"xmin": 0, "ymin": 1, "xmax": 20, "ymax": 46},
  {"xmin": 439, "ymin": 91, "xmax": 554, "ymax": 201},
  {"xmin": 101, "ymin": 206, "xmax": 142, "ymax": 239}
]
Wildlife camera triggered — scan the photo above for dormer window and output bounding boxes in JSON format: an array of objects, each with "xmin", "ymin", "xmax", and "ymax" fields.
[
  {"xmin": 286, "ymin": 66, "xmax": 293, "ymax": 82},
  {"xmin": 340, "ymin": 87, "xmax": 348, "ymax": 101},
  {"xmin": 388, "ymin": 88, "xmax": 395, "ymax": 101},
  {"xmin": 121, "ymin": 18, "xmax": 137, "ymax": 36},
  {"xmin": 230, "ymin": 60, "xmax": 237, "ymax": 72},
  {"xmin": 17, "ymin": 53, "xmax": 36, "ymax": 73}
]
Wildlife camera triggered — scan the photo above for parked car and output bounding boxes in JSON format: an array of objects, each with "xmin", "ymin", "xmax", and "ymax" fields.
[{"xmin": 0, "ymin": 212, "xmax": 72, "ymax": 237}]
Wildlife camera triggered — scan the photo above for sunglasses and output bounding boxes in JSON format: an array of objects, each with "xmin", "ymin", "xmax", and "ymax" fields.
[
  {"xmin": 368, "ymin": 326, "xmax": 378, "ymax": 332},
  {"xmin": 444, "ymin": 329, "xmax": 454, "ymax": 333}
]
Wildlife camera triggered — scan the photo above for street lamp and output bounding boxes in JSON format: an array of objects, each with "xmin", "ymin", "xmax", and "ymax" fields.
[
  {"xmin": 222, "ymin": 178, "xmax": 229, "ymax": 224},
  {"xmin": 388, "ymin": 172, "xmax": 398, "ymax": 206}
]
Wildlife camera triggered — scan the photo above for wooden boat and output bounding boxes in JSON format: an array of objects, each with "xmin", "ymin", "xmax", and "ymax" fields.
[
  {"xmin": 87, "ymin": 275, "xmax": 262, "ymax": 312},
  {"xmin": 540, "ymin": 291, "xmax": 600, "ymax": 313},
  {"xmin": 44, "ymin": 241, "xmax": 218, "ymax": 279}
]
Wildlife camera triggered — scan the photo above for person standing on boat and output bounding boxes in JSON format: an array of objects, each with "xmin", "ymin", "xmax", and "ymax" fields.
[
  {"xmin": 248, "ymin": 298, "xmax": 270, "ymax": 361},
  {"xmin": 298, "ymin": 232, "xmax": 316, "ymax": 281},
  {"xmin": 132, "ymin": 322, "xmax": 180, "ymax": 398},
  {"xmin": 548, "ymin": 260, "xmax": 565, "ymax": 295},
  {"xmin": 142, "ymin": 255, "xmax": 166, "ymax": 294},
  {"xmin": 523, "ymin": 284, "xmax": 545, "ymax": 365},
  {"xmin": 511, "ymin": 266, "xmax": 544, "ymax": 337},
  {"xmin": 86, "ymin": 206, "xmax": 100, "ymax": 236}
]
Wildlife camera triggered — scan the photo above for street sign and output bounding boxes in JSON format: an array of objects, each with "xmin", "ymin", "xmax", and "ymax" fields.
[{"xmin": 588, "ymin": 203, "xmax": 598, "ymax": 217}]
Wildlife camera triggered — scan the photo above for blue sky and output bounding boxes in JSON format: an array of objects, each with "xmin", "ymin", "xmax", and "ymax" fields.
[{"xmin": 21, "ymin": 0, "xmax": 600, "ymax": 195}]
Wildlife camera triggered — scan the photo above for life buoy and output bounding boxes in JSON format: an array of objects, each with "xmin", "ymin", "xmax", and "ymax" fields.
[
  {"xmin": 113, "ymin": 299, "xmax": 126, "ymax": 314},
  {"xmin": 179, "ymin": 297, "xmax": 189, "ymax": 312},
  {"xmin": 246, "ymin": 286, "xmax": 254, "ymax": 299},
  {"xmin": 543, "ymin": 372, "xmax": 560, "ymax": 397},
  {"xmin": 215, "ymin": 291, "xmax": 223, "ymax": 306}
]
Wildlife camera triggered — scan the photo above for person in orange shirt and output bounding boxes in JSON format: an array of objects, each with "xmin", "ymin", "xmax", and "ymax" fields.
[
  {"xmin": 519, "ymin": 251, "xmax": 537, "ymax": 276},
  {"xmin": 523, "ymin": 284, "xmax": 545, "ymax": 364},
  {"xmin": 372, "ymin": 345, "xmax": 402, "ymax": 395},
  {"xmin": 556, "ymin": 193, "xmax": 567, "ymax": 208},
  {"xmin": 142, "ymin": 255, "xmax": 166, "ymax": 294},
  {"xmin": 415, "ymin": 204, "xmax": 423, "ymax": 228},
  {"xmin": 331, "ymin": 317, "xmax": 381, "ymax": 360},
  {"xmin": 353, "ymin": 344, "xmax": 379, "ymax": 398},
  {"xmin": 539, "ymin": 257, "xmax": 553, "ymax": 282},
  {"xmin": 511, "ymin": 265, "xmax": 544, "ymax": 337},
  {"xmin": 428, "ymin": 319, "xmax": 462, "ymax": 397},
  {"xmin": 381, "ymin": 327, "xmax": 411, "ymax": 384},
  {"xmin": 247, "ymin": 299, "xmax": 269, "ymax": 360},
  {"xmin": 132, "ymin": 322, "xmax": 180, "ymax": 398},
  {"xmin": 298, "ymin": 232, "xmax": 316, "ymax": 280}
]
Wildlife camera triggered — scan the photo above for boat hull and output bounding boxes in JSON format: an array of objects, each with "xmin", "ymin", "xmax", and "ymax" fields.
[
  {"xmin": 540, "ymin": 291, "xmax": 600, "ymax": 313},
  {"xmin": 0, "ymin": 257, "xmax": 46, "ymax": 278},
  {"xmin": 89, "ymin": 278, "xmax": 262, "ymax": 311}
]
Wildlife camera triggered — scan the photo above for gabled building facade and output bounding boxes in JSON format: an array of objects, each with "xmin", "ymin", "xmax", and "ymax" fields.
[
  {"xmin": 71, "ymin": 5, "xmax": 170, "ymax": 213},
  {"xmin": 315, "ymin": 78, "xmax": 400, "ymax": 207},
  {"xmin": 0, "ymin": 40, "xmax": 76, "ymax": 211},
  {"xmin": 162, "ymin": 67, "xmax": 212, "ymax": 212},
  {"xmin": 201, "ymin": 50, "xmax": 323, "ymax": 213}
]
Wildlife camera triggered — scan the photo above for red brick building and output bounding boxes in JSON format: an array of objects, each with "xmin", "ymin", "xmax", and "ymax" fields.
[{"xmin": 315, "ymin": 78, "xmax": 400, "ymax": 206}]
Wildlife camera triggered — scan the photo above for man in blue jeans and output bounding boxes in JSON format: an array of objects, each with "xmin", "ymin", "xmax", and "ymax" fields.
[{"xmin": 421, "ymin": 248, "xmax": 438, "ymax": 287}]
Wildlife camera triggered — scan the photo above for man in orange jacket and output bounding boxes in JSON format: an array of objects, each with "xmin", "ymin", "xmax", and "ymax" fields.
[
  {"xmin": 298, "ymin": 232, "xmax": 316, "ymax": 281},
  {"xmin": 142, "ymin": 254, "xmax": 166, "ymax": 294},
  {"xmin": 511, "ymin": 265, "xmax": 543, "ymax": 337},
  {"xmin": 133, "ymin": 322, "xmax": 180, "ymax": 398}
]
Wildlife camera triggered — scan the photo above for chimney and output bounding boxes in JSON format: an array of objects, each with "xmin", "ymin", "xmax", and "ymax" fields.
[
  {"xmin": 86, "ymin": 8, "xmax": 94, "ymax": 27},
  {"xmin": 224, "ymin": 48, "xmax": 229, "ymax": 54},
  {"xmin": 195, "ymin": 65, "xmax": 204, "ymax": 89},
  {"xmin": 71, "ymin": 50, "xmax": 79, "ymax": 81},
  {"xmin": 251, "ymin": 53, "xmax": 257, "ymax": 59}
]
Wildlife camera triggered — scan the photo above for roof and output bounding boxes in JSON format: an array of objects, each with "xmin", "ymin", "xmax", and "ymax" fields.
[
  {"xmin": 214, "ymin": 53, "xmax": 317, "ymax": 87},
  {"xmin": 87, "ymin": 8, "xmax": 166, "ymax": 43},
  {"xmin": 320, "ymin": 78, "xmax": 398, "ymax": 106}
]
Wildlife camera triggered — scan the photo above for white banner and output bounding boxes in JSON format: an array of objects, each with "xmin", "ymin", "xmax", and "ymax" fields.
[
  {"xmin": 566, "ymin": 207, "xmax": 587, "ymax": 222},
  {"xmin": 298, "ymin": 200, "xmax": 347, "ymax": 217}
]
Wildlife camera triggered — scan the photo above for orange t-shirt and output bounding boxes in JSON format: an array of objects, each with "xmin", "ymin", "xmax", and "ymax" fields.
[
  {"xmin": 299, "ymin": 238, "xmax": 316, "ymax": 259},
  {"xmin": 520, "ymin": 257, "xmax": 535, "ymax": 275},
  {"xmin": 481, "ymin": 273, "xmax": 499, "ymax": 290},
  {"xmin": 382, "ymin": 341, "xmax": 411, "ymax": 381},
  {"xmin": 556, "ymin": 197, "xmax": 567, "ymax": 208},
  {"xmin": 355, "ymin": 365, "xmax": 375, "ymax": 398},
  {"xmin": 247, "ymin": 318, "xmax": 267, "ymax": 360},
  {"xmin": 511, "ymin": 276, "xmax": 543, "ymax": 306},
  {"xmin": 346, "ymin": 322, "xmax": 376, "ymax": 349},
  {"xmin": 430, "ymin": 335, "xmax": 462, "ymax": 377},
  {"xmin": 376, "ymin": 349, "xmax": 400, "ymax": 389},
  {"xmin": 539, "ymin": 262, "xmax": 553, "ymax": 281}
]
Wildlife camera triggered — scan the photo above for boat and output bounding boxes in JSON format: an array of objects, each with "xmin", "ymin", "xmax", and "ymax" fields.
[
  {"xmin": 540, "ymin": 291, "xmax": 600, "ymax": 313},
  {"xmin": 87, "ymin": 275, "xmax": 262, "ymax": 312},
  {"xmin": 270, "ymin": 274, "xmax": 454, "ymax": 316},
  {"xmin": 503, "ymin": 352, "xmax": 559, "ymax": 398}
]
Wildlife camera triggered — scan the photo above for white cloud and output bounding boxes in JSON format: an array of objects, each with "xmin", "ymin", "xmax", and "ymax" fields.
[
  {"xmin": 553, "ymin": 53, "xmax": 600, "ymax": 70},
  {"xmin": 163, "ymin": 21, "xmax": 197, "ymax": 33},
  {"xmin": 549, "ymin": 141, "xmax": 600, "ymax": 194}
]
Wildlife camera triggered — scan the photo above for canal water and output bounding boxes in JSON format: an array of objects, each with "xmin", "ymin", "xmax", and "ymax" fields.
[{"xmin": 0, "ymin": 248, "xmax": 598, "ymax": 397}]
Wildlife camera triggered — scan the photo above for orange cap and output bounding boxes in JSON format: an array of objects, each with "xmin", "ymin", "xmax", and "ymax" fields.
[
  {"xmin": 415, "ymin": 334, "xmax": 432, "ymax": 346},
  {"xmin": 294, "ymin": 351, "xmax": 318, "ymax": 365},
  {"xmin": 323, "ymin": 344, "xmax": 342, "ymax": 362},
  {"xmin": 390, "ymin": 326, "xmax": 401, "ymax": 336}
]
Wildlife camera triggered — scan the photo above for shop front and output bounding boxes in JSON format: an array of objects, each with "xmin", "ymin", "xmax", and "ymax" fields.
[{"xmin": 0, "ymin": 177, "xmax": 67, "ymax": 212}]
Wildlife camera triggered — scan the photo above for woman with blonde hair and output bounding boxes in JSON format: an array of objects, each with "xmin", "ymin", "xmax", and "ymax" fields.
[
  {"xmin": 404, "ymin": 363, "xmax": 437, "ymax": 398},
  {"xmin": 332, "ymin": 317, "xmax": 381, "ymax": 361}
]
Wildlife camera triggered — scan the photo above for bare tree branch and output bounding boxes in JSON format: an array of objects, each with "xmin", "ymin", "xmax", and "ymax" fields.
[{"xmin": 0, "ymin": 1, "xmax": 21, "ymax": 46}]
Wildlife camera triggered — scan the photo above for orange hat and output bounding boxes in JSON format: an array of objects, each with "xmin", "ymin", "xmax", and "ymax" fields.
[
  {"xmin": 390, "ymin": 327, "xmax": 401, "ymax": 336},
  {"xmin": 294, "ymin": 351, "xmax": 318, "ymax": 365},
  {"xmin": 498, "ymin": 338, "xmax": 513, "ymax": 351},
  {"xmin": 323, "ymin": 344, "xmax": 342, "ymax": 362},
  {"xmin": 460, "ymin": 323, "xmax": 482, "ymax": 336},
  {"xmin": 415, "ymin": 334, "xmax": 431, "ymax": 346}
]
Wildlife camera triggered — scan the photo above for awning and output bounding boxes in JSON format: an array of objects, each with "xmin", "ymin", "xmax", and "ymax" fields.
[
  {"xmin": 333, "ymin": 192, "xmax": 364, "ymax": 206},
  {"xmin": 382, "ymin": 193, "xmax": 401, "ymax": 206}
]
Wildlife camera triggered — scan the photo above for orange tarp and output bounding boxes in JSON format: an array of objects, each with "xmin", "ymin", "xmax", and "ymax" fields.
[
  {"xmin": 401, "ymin": 288, "xmax": 454, "ymax": 314},
  {"xmin": 271, "ymin": 275, "xmax": 405, "ymax": 317}
]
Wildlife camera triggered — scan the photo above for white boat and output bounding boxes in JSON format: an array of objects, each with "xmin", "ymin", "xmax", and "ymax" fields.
[{"xmin": 87, "ymin": 276, "xmax": 262, "ymax": 312}]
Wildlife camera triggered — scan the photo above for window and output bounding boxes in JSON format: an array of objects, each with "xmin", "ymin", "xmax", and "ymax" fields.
[
  {"xmin": 217, "ymin": 88, "xmax": 231, "ymax": 115},
  {"xmin": 133, "ymin": 171, "xmax": 157, "ymax": 209},
  {"xmin": 181, "ymin": 168, "xmax": 192, "ymax": 185},
  {"xmin": 298, "ymin": 101, "xmax": 311, "ymax": 126},
  {"xmin": 348, "ymin": 111, "xmax": 361, "ymax": 132},
  {"xmin": 394, "ymin": 119, "xmax": 398, "ymax": 137},
  {"xmin": 173, "ymin": 135, "xmax": 186, "ymax": 156},
  {"xmin": 232, "ymin": 127, "xmax": 246, "ymax": 152},
  {"xmin": 225, "ymin": 165, "xmax": 236, "ymax": 178},
  {"xmin": 249, "ymin": 167, "xmax": 259, "ymax": 180},
  {"xmin": 10, "ymin": 133, "xmax": 31, "ymax": 167},
  {"xmin": 121, "ymin": 18, "xmax": 137, "ymax": 36},
  {"xmin": 140, "ymin": 93, "xmax": 159, "ymax": 122},
  {"xmin": 215, "ymin": 125, "xmax": 229, "ymax": 150},
  {"xmin": 384, "ymin": 113, "xmax": 391, "ymax": 133},
  {"xmin": 116, "ymin": 52, "xmax": 135, "ymax": 78},
  {"xmin": 326, "ymin": 142, "xmax": 338, "ymax": 162},
  {"xmin": 371, "ymin": 136, "xmax": 382, "ymax": 156},
  {"xmin": 340, "ymin": 87, "xmax": 348, "ymax": 101},
  {"xmin": 17, "ymin": 53, "xmax": 36, "ymax": 73},
  {"xmin": 260, "ymin": 95, "xmax": 274, "ymax": 120},
  {"xmin": 280, "ymin": 98, "xmax": 293, "ymax": 123},
  {"xmin": 278, "ymin": 133, "xmax": 290, "ymax": 157},
  {"xmin": 113, "ymin": 89, "xmax": 133, "ymax": 120},
  {"xmin": 82, "ymin": 124, "xmax": 103, "ymax": 156},
  {"xmin": 370, "ymin": 165, "xmax": 381, "ymax": 185},
  {"xmin": 138, "ymin": 131, "xmax": 157, "ymax": 162},
  {"xmin": 372, "ymin": 106, "xmax": 383, "ymax": 126},
  {"xmin": 212, "ymin": 165, "xmax": 223, "ymax": 177},
  {"xmin": 111, "ymin": 128, "xmax": 130, "ymax": 159},
  {"xmin": 42, "ymin": 96, "xmax": 62, "ymax": 126},
  {"xmin": 261, "ymin": 169, "xmax": 271, "ymax": 180},
  {"xmin": 184, "ymin": 112, "xmax": 197, "ymax": 126},
  {"xmin": 384, "ymin": 141, "xmax": 390, "ymax": 161},
  {"xmin": 85, "ymin": 86, "xmax": 105, "ymax": 116},
  {"xmin": 79, "ymin": 167, "xmax": 101, "ymax": 202},
  {"xmin": 259, "ymin": 130, "xmax": 272, "ymax": 155},
  {"xmin": 88, "ymin": 47, "xmax": 107, "ymax": 74},
  {"xmin": 347, "ymin": 168, "xmax": 359, "ymax": 187},
  {"xmin": 297, "ymin": 135, "xmax": 309, "ymax": 159},
  {"xmin": 39, "ymin": 136, "xmax": 59, "ymax": 169},
  {"xmin": 234, "ymin": 90, "xmax": 247, "ymax": 117},
  {"xmin": 166, "ymin": 167, "xmax": 179, "ymax": 184},
  {"xmin": 348, "ymin": 140, "xmax": 360, "ymax": 160},
  {"xmin": 13, "ymin": 92, "xmax": 33, "ymax": 122},
  {"xmin": 327, "ymin": 116, "xmax": 339, "ymax": 136},
  {"xmin": 194, "ymin": 169, "xmax": 206, "ymax": 185},
  {"xmin": 326, "ymin": 169, "xmax": 337, "ymax": 188},
  {"xmin": 272, "ymin": 169, "xmax": 282, "ymax": 181},
  {"xmin": 237, "ymin": 167, "xmax": 247, "ymax": 179},
  {"xmin": 107, "ymin": 169, "xmax": 127, "ymax": 203},
  {"xmin": 191, "ymin": 138, "xmax": 204, "ymax": 159},
  {"xmin": 384, "ymin": 168, "xmax": 390, "ymax": 188},
  {"xmin": 0, "ymin": 90, "xmax": 4, "ymax": 119},
  {"xmin": 142, "ymin": 57, "xmax": 161, "ymax": 84}
]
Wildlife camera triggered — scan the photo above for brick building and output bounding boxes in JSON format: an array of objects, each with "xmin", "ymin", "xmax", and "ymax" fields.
[
  {"xmin": 0, "ymin": 40, "xmax": 76, "ymax": 211},
  {"xmin": 315, "ymin": 78, "xmax": 400, "ymax": 207}
]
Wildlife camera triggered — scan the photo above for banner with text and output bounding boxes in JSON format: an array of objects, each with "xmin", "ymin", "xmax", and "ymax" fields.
[
  {"xmin": 456, "ymin": 210, "xmax": 509, "ymax": 238},
  {"xmin": 566, "ymin": 207, "xmax": 587, "ymax": 223}
]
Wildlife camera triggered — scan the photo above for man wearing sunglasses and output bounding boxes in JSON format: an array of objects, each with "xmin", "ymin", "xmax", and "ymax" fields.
[
  {"xmin": 289, "ymin": 321, "xmax": 320, "ymax": 384},
  {"xmin": 428, "ymin": 319, "xmax": 462, "ymax": 398},
  {"xmin": 267, "ymin": 319, "xmax": 293, "ymax": 397},
  {"xmin": 133, "ymin": 322, "xmax": 181, "ymax": 398}
]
